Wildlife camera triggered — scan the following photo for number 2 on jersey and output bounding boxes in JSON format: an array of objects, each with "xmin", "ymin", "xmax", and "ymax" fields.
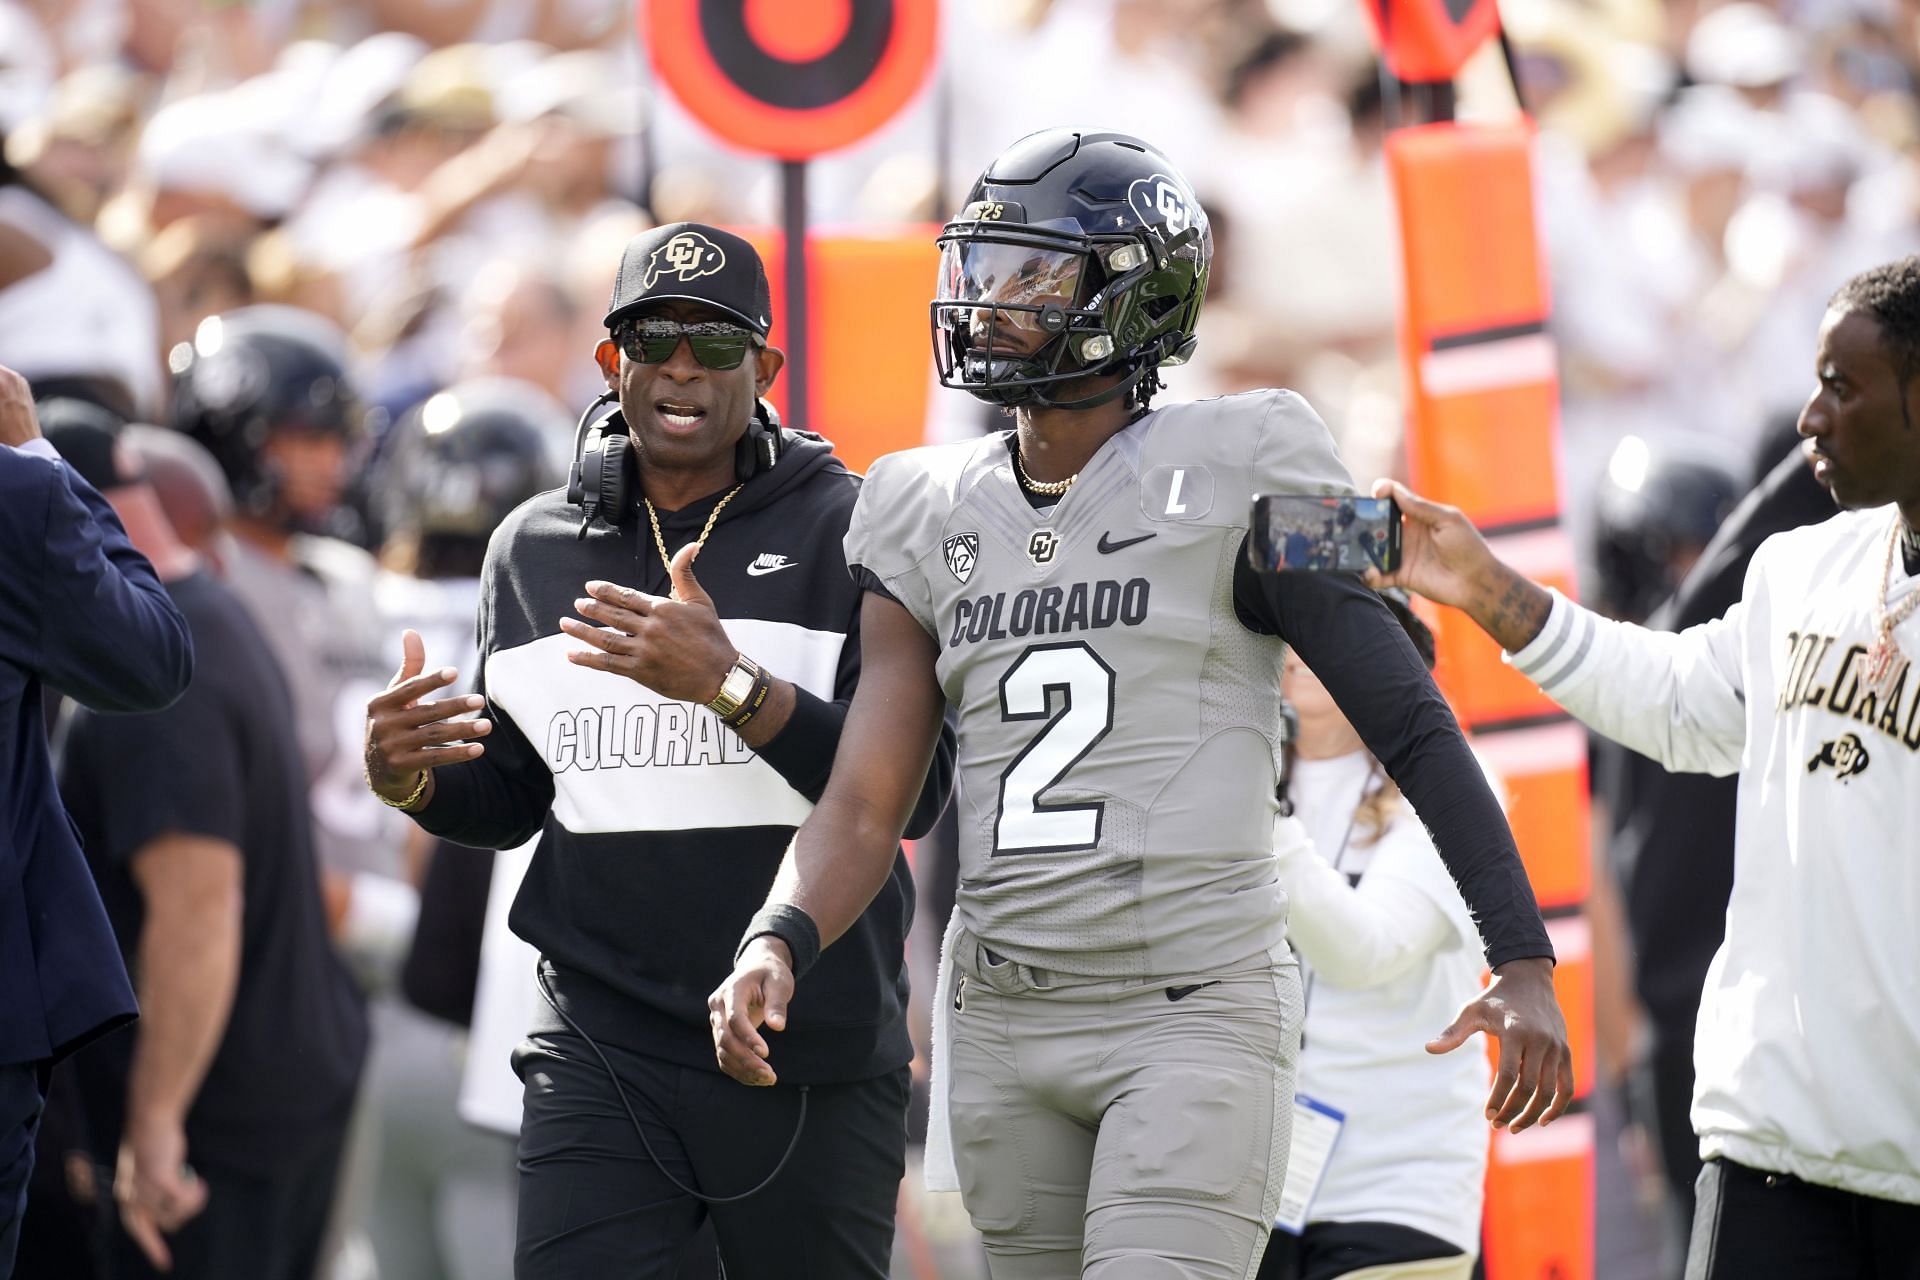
[{"xmin": 994, "ymin": 642, "xmax": 1115, "ymax": 854}]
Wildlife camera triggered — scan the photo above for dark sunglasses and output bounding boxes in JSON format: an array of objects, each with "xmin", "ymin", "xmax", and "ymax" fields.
[{"xmin": 615, "ymin": 318, "xmax": 760, "ymax": 370}]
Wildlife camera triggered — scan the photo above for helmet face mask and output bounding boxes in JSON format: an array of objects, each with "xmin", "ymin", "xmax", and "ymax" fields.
[{"xmin": 932, "ymin": 130, "xmax": 1211, "ymax": 411}]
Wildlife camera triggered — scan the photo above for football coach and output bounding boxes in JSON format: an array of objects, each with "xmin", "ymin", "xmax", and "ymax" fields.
[{"xmin": 363, "ymin": 223, "xmax": 956, "ymax": 1278}]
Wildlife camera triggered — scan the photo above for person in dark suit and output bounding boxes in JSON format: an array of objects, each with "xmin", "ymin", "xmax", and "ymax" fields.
[{"xmin": 0, "ymin": 365, "xmax": 193, "ymax": 1278}]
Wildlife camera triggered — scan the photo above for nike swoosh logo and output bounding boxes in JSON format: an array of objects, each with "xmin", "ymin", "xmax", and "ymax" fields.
[
  {"xmin": 1165, "ymin": 981, "xmax": 1220, "ymax": 1002},
  {"xmin": 1096, "ymin": 532, "xmax": 1157, "ymax": 554},
  {"xmin": 745, "ymin": 561, "xmax": 797, "ymax": 576}
]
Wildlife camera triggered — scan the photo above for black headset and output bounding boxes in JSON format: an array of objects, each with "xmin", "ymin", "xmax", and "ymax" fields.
[{"xmin": 566, "ymin": 393, "xmax": 784, "ymax": 538}]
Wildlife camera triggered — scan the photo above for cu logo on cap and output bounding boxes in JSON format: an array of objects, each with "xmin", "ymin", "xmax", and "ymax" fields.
[
  {"xmin": 1126, "ymin": 174, "xmax": 1192, "ymax": 237},
  {"xmin": 644, "ymin": 232, "xmax": 727, "ymax": 289}
]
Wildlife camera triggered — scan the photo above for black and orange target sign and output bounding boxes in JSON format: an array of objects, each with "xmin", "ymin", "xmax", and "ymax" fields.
[{"xmin": 646, "ymin": 0, "xmax": 940, "ymax": 160}]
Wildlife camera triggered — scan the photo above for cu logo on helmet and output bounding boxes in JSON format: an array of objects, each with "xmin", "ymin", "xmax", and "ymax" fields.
[
  {"xmin": 1127, "ymin": 174, "xmax": 1192, "ymax": 237},
  {"xmin": 644, "ymin": 232, "xmax": 726, "ymax": 289}
]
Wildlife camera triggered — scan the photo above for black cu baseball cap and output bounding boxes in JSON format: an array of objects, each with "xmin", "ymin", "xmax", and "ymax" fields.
[{"xmin": 605, "ymin": 222, "xmax": 773, "ymax": 337}]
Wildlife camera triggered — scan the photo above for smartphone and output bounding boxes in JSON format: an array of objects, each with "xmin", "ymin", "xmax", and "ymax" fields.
[{"xmin": 1249, "ymin": 494, "xmax": 1401, "ymax": 575}]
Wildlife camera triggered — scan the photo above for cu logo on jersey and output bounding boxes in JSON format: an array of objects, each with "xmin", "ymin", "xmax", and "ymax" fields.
[
  {"xmin": 643, "ymin": 232, "xmax": 726, "ymax": 289},
  {"xmin": 944, "ymin": 532, "xmax": 979, "ymax": 584},
  {"xmin": 1027, "ymin": 529, "xmax": 1060, "ymax": 566},
  {"xmin": 1126, "ymin": 174, "xmax": 1193, "ymax": 237},
  {"xmin": 1807, "ymin": 732, "xmax": 1870, "ymax": 781}
]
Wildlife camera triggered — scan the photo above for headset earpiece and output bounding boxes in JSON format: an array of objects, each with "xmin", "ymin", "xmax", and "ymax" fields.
[
  {"xmin": 733, "ymin": 397, "xmax": 785, "ymax": 484},
  {"xmin": 568, "ymin": 392, "xmax": 631, "ymax": 538}
]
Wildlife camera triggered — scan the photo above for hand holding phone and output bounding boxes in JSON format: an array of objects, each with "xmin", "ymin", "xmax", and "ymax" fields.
[{"xmin": 1249, "ymin": 494, "xmax": 1401, "ymax": 575}]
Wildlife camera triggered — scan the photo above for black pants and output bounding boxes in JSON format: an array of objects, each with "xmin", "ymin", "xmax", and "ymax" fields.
[
  {"xmin": 102, "ymin": 1129, "xmax": 349, "ymax": 1280},
  {"xmin": 1686, "ymin": 1158, "xmax": 1920, "ymax": 1280},
  {"xmin": 1640, "ymin": 1026, "xmax": 1703, "ymax": 1225},
  {"xmin": 0, "ymin": 1062, "xmax": 47, "ymax": 1280},
  {"xmin": 1256, "ymin": 1221, "xmax": 1467, "ymax": 1280},
  {"xmin": 512, "ymin": 1031, "xmax": 907, "ymax": 1280}
]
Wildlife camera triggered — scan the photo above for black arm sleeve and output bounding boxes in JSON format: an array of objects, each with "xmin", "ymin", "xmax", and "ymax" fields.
[
  {"xmin": 752, "ymin": 683, "xmax": 847, "ymax": 803},
  {"xmin": 1234, "ymin": 546, "xmax": 1554, "ymax": 968},
  {"xmin": 756, "ymin": 571, "xmax": 957, "ymax": 839}
]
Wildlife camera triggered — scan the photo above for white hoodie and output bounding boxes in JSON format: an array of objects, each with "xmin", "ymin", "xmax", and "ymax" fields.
[{"xmin": 1507, "ymin": 505, "xmax": 1920, "ymax": 1204}]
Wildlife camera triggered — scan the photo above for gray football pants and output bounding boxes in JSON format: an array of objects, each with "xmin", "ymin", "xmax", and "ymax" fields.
[{"xmin": 948, "ymin": 931, "xmax": 1303, "ymax": 1280}]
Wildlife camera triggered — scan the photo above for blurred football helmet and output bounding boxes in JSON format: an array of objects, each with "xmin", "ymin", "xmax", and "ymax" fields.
[
  {"xmin": 371, "ymin": 377, "xmax": 569, "ymax": 551},
  {"xmin": 169, "ymin": 305, "xmax": 365, "ymax": 523},
  {"xmin": 933, "ymin": 128, "xmax": 1212, "ymax": 410},
  {"xmin": 1593, "ymin": 433, "xmax": 1741, "ymax": 622}
]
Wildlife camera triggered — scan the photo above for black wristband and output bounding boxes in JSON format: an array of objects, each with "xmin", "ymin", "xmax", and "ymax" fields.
[
  {"xmin": 721, "ymin": 666, "xmax": 773, "ymax": 731},
  {"xmin": 737, "ymin": 903, "xmax": 822, "ymax": 981}
]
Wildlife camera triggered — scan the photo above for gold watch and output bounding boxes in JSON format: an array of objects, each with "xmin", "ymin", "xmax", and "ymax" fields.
[{"xmin": 706, "ymin": 654, "xmax": 764, "ymax": 719}]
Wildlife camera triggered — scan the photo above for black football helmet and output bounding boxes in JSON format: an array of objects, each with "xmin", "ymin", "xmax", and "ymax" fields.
[
  {"xmin": 933, "ymin": 128, "xmax": 1212, "ymax": 410},
  {"xmin": 1593, "ymin": 433, "xmax": 1740, "ymax": 622},
  {"xmin": 371, "ymin": 378, "xmax": 569, "ymax": 549},
  {"xmin": 168, "ymin": 305, "xmax": 365, "ymax": 521}
]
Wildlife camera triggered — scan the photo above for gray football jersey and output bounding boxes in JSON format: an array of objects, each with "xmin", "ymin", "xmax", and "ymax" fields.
[{"xmin": 846, "ymin": 390, "xmax": 1355, "ymax": 979}]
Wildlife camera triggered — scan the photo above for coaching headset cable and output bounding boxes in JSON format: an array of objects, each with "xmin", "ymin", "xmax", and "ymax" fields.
[{"xmin": 534, "ymin": 963, "xmax": 810, "ymax": 1205}]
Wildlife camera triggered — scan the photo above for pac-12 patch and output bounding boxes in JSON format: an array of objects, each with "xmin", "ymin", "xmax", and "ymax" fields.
[{"xmin": 944, "ymin": 532, "xmax": 979, "ymax": 584}]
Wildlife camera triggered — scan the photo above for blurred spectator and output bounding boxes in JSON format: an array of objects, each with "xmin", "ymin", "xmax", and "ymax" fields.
[
  {"xmin": 167, "ymin": 306, "xmax": 411, "ymax": 975},
  {"xmin": 1, "ymin": 64, "xmax": 145, "ymax": 225},
  {"xmin": 455, "ymin": 261, "xmax": 589, "ymax": 407},
  {"xmin": 49, "ymin": 410, "xmax": 368, "ymax": 1280},
  {"xmin": 0, "ymin": 367, "xmax": 191, "ymax": 1280},
  {"xmin": 1257, "ymin": 599, "xmax": 1490, "ymax": 1280},
  {"xmin": 121, "ymin": 422, "xmax": 233, "ymax": 569},
  {"xmin": 140, "ymin": 216, "xmax": 256, "ymax": 359},
  {"xmin": 361, "ymin": 378, "xmax": 566, "ymax": 1280},
  {"xmin": 0, "ymin": 149, "xmax": 162, "ymax": 418}
]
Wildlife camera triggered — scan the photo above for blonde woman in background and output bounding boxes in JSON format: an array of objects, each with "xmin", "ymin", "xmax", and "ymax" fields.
[{"xmin": 1258, "ymin": 591, "xmax": 1491, "ymax": 1280}]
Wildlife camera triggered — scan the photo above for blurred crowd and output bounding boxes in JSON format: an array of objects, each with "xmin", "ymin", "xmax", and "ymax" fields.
[
  {"xmin": 4, "ymin": 0, "xmax": 1919, "ymax": 560},
  {"xmin": 4, "ymin": 0, "xmax": 1918, "ymax": 1277}
]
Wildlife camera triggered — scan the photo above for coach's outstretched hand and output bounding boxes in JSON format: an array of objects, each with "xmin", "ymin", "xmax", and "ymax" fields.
[
  {"xmin": 709, "ymin": 937, "xmax": 795, "ymax": 1087},
  {"xmin": 1429, "ymin": 956, "xmax": 1574, "ymax": 1132},
  {"xmin": 1363, "ymin": 479, "xmax": 1555, "ymax": 655},
  {"xmin": 363, "ymin": 629, "xmax": 491, "ymax": 811},
  {"xmin": 561, "ymin": 543, "xmax": 739, "ymax": 705}
]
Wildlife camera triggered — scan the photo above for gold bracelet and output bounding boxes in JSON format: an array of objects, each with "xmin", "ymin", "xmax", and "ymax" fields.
[{"xmin": 372, "ymin": 768, "xmax": 430, "ymax": 811}]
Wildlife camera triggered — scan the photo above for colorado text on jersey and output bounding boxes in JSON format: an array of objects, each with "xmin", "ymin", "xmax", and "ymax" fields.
[{"xmin": 1776, "ymin": 631, "xmax": 1920, "ymax": 754}]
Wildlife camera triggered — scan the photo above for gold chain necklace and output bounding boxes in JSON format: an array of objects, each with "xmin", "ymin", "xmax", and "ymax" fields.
[
  {"xmin": 1863, "ymin": 512, "xmax": 1920, "ymax": 693},
  {"xmin": 643, "ymin": 484, "xmax": 743, "ymax": 577},
  {"xmin": 1012, "ymin": 447, "xmax": 1076, "ymax": 496}
]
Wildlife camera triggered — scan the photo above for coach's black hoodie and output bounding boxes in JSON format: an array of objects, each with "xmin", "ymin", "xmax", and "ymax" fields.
[{"xmin": 414, "ymin": 431, "xmax": 955, "ymax": 1084}]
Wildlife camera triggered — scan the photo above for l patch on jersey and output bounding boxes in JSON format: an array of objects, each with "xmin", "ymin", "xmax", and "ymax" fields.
[
  {"xmin": 1141, "ymin": 464, "xmax": 1214, "ymax": 521},
  {"xmin": 944, "ymin": 532, "xmax": 979, "ymax": 584}
]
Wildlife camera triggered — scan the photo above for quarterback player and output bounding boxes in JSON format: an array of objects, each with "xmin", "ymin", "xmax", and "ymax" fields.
[
  {"xmin": 1368, "ymin": 258, "xmax": 1920, "ymax": 1279},
  {"xmin": 711, "ymin": 129, "xmax": 1570, "ymax": 1278}
]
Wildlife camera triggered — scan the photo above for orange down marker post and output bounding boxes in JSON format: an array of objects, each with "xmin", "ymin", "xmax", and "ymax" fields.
[
  {"xmin": 1386, "ymin": 119, "xmax": 1595, "ymax": 1280},
  {"xmin": 731, "ymin": 226, "xmax": 937, "ymax": 473}
]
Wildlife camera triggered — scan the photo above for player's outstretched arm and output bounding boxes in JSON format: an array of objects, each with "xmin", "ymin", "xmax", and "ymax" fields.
[
  {"xmin": 1362, "ymin": 480, "xmax": 1553, "ymax": 653},
  {"xmin": 1369, "ymin": 479, "xmax": 1748, "ymax": 773},
  {"xmin": 709, "ymin": 591, "xmax": 946, "ymax": 1086}
]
